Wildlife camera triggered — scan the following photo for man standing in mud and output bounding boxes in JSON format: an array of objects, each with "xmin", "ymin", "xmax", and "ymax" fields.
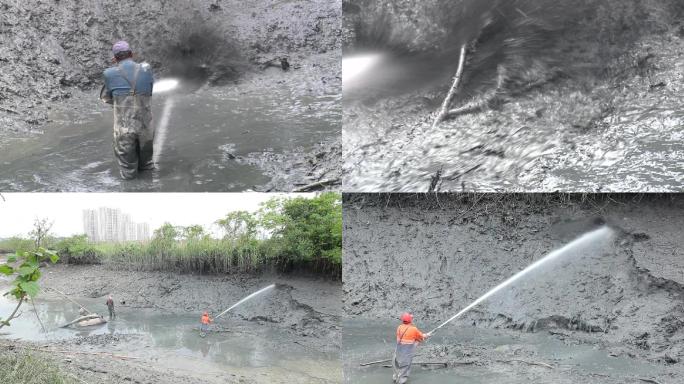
[
  {"xmin": 200, "ymin": 311, "xmax": 213, "ymax": 336},
  {"xmin": 393, "ymin": 313, "xmax": 430, "ymax": 384},
  {"xmin": 101, "ymin": 41, "xmax": 155, "ymax": 180},
  {"xmin": 106, "ymin": 295, "xmax": 116, "ymax": 320}
]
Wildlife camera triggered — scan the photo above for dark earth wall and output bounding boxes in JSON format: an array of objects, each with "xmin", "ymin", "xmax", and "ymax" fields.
[{"xmin": 343, "ymin": 194, "xmax": 684, "ymax": 364}]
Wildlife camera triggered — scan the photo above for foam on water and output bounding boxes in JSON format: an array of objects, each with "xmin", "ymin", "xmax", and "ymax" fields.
[{"xmin": 429, "ymin": 226, "xmax": 614, "ymax": 334}]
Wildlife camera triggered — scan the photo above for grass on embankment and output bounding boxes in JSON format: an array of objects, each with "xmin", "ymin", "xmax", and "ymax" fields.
[{"xmin": 0, "ymin": 350, "xmax": 76, "ymax": 384}]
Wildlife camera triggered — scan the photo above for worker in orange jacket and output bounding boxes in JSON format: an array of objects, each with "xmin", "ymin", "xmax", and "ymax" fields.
[
  {"xmin": 393, "ymin": 312, "xmax": 430, "ymax": 384},
  {"xmin": 200, "ymin": 311, "xmax": 213, "ymax": 336}
]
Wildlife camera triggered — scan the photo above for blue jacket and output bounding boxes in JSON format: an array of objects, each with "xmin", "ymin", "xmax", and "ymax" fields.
[{"xmin": 103, "ymin": 59, "xmax": 154, "ymax": 98}]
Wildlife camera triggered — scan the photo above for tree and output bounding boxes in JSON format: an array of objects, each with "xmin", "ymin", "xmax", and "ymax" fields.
[
  {"xmin": 153, "ymin": 223, "xmax": 179, "ymax": 242},
  {"xmin": 181, "ymin": 225, "xmax": 206, "ymax": 241},
  {"xmin": 216, "ymin": 211, "xmax": 257, "ymax": 240},
  {"xmin": 0, "ymin": 248, "xmax": 59, "ymax": 329},
  {"xmin": 29, "ymin": 217, "xmax": 54, "ymax": 249},
  {"xmin": 258, "ymin": 192, "xmax": 342, "ymax": 273}
]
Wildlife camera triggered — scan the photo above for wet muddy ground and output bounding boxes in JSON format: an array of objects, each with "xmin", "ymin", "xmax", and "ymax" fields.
[
  {"xmin": 342, "ymin": 2, "xmax": 684, "ymax": 192},
  {"xmin": 0, "ymin": 54, "xmax": 340, "ymax": 192},
  {"xmin": 0, "ymin": 0, "xmax": 341, "ymax": 191},
  {"xmin": 342, "ymin": 194, "xmax": 684, "ymax": 383},
  {"xmin": 0, "ymin": 263, "xmax": 342, "ymax": 383}
]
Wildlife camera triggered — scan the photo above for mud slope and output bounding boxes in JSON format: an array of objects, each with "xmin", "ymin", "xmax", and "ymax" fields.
[
  {"xmin": 343, "ymin": 194, "xmax": 684, "ymax": 364},
  {"xmin": 342, "ymin": 0, "xmax": 684, "ymax": 191},
  {"xmin": 0, "ymin": 263, "xmax": 342, "ymax": 384},
  {"xmin": 39, "ymin": 263, "xmax": 342, "ymax": 351}
]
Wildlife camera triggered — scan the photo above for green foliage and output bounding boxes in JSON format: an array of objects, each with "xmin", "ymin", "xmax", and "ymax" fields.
[
  {"xmin": 1, "ymin": 248, "xmax": 58, "ymax": 328},
  {"xmin": 53, "ymin": 235, "xmax": 101, "ymax": 265},
  {"xmin": 0, "ymin": 351, "xmax": 77, "ymax": 384},
  {"xmin": 0, "ymin": 236, "xmax": 35, "ymax": 253},
  {"xmin": 216, "ymin": 211, "xmax": 258, "ymax": 240},
  {"xmin": 259, "ymin": 192, "xmax": 342, "ymax": 275},
  {"xmin": 3, "ymin": 194, "xmax": 343, "ymax": 278}
]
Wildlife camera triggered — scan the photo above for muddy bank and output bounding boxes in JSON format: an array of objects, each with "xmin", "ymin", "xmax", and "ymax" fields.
[
  {"xmin": 342, "ymin": 194, "xmax": 684, "ymax": 382},
  {"xmin": 39, "ymin": 263, "xmax": 342, "ymax": 352},
  {"xmin": 342, "ymin": 0, "xmax": 684, "ymax": 191},
  {"xmin": 1, "ymin": 263, "xmax": 342, "ymax": 383},
  {"xmin": 0, "ymin": 0, "xmax": 341, "ymax": 191}
]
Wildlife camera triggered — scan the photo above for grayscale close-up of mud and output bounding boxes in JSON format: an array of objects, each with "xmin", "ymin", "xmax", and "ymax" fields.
[
  {"xmin": 342, "ymin": 0, "xmax": 684, "ymax": 192},
  {"xmin": 342, "ymin": 193, "xmax": 684, "ymax": 383},
  {"xmin": 0, "ymin": 0, "xmax": 341, "ymax": 191}
]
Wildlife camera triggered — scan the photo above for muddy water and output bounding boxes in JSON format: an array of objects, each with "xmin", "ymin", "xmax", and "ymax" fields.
[
  {"xmin": 343, "ymin": 319, "xmax": 666, "ymax": 384},
  {"xmin": 0, "ymin": 69, "xmax": 340, "ymax": 192},
  {"xmin": 0, "ymin": 295, "xmax": 339, "ymax": 382}
]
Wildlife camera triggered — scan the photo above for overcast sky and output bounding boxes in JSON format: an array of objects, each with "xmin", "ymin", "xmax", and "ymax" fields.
[{"xmin": 0, "ymin": 193, "xmax": 294, "ymax": 237}]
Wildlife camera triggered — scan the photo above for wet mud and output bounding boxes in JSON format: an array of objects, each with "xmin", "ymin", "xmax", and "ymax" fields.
[
  {"xmin": 342, "ymin": 0, "xmax": 684, "ymax": 192},
  {"xmin": 1, "ymin": 263, "xmax": 342, "ymax": 383},
  {"xmin": 0, "ymin": 0, "xmax": 341, "ymax": 191},
  {"xmin": 342, "ymin": 194, "xmax": 684, "ymax": 383}
]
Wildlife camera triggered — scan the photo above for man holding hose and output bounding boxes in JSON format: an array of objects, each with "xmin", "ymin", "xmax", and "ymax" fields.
[
  {"xmin": 101, "ymin": 40, "xmax": 155, "ymax": 180},
  {"xmin": 393, "ymin": 312, "xmax": 430, "ymax": 384}
]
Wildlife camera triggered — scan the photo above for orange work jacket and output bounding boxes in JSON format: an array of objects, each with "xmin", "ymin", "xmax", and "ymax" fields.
[{"xmin": 396, "ymin": 323, "xmax": 425, "ymax": 345}]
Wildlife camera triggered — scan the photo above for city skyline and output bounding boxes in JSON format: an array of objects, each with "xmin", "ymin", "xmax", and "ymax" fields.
[
  {"xmin": 0, "ymin": 193, "xmax": 290, "ymax": 237},
  {"xmin": 83, "ymin": 207, "xmax": 151, "ymax": 243}
]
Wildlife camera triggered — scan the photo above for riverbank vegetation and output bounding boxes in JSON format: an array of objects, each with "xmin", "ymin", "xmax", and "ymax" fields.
[
  {"xmin": 0, "ymin": 349, "xmax": 75, "ymax": 384},
  {"xmin": 0, "ymin": 193, "xmax": 342, "ymax": 278}
]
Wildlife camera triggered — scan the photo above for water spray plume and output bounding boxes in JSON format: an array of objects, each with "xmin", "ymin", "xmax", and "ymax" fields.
[
  {"xmin": 215, "ymin": 284, "xmax": 276, "ymax": 319},
  {"xmin": 342, "ymin": 54, "xmax": 382, "ymax": 84},
  {"xmin": 153, "ymin": 78, "xmax": 180, "ymax": 94},
  {"xmin": 428, "ymin": 226, "xmax": 614, "ymax": 335},
  {"xmin": 152, "ymin": 97, "xmax": 175, "ymax": 165}
]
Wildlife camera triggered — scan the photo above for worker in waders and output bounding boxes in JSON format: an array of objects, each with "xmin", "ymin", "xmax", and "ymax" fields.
[
  {"xmin": 200, "ymin": 311, "xmax": 213, "ymax": 337},
  {"xmin": 106, "ymin": 295, "xmax": 116, "ymax": 320},
  {"xmin": 393, "ymin": 312, "xmax": 430, "ymax": 384},
  {"xmin": 101, "ymin": 41, "xmax": 155, "ymax": 180}
]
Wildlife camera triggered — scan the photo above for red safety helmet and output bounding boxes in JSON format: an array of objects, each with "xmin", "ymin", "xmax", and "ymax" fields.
[{"xmin": 400, "ymin": 312, "xmax": 413, "ymax": 324}]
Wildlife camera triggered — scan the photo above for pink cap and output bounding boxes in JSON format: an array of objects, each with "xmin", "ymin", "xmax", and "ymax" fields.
[{"xmin": 112, "ymin": 41, "xmax": 131, "ymax": 55}]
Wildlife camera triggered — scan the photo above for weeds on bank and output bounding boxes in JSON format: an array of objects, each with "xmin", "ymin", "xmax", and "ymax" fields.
[{"xmin": 0, "ymin": 351, "xmax": 76, "ymax": 384}]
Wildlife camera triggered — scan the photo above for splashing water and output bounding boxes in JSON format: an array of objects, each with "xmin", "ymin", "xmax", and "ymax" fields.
[
  {"xmin": 429, "ymin": 226, "xmax": 614, "ymax": 334},
  {"xmin": 215, "ymin": 284, "xmax": 276, "ymax": 319},
  {"xmin": 152, "ymin": 97, "xmax": 175, "ymax": 165},
  {"xmin": 343, "ymin": 54, "xmax": 383, "ymax": 85},
  {"xmin": 153, "ymin": 78, "xmax": 180, "ymax": 94}
]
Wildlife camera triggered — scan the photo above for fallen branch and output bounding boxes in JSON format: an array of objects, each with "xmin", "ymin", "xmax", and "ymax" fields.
[
  {"xmin": 293, "ymin": 178, "xmax": 340, "ymax": 192},
  {"xmin": 0, "ymin": 297, "xmax": 24, "ymax": 330},
  {"xmin": 432, "ymin": 44, "xmax": 467, "ymax": 129},
  {"xmin": 59, "ymin": 314, "xmax": 103, "ymax": 328},
  {"xmin": 382, "ymin": 362, "xmax": 448, "ymax": 368},
  {"xmin": 360, "ymin": 358, "xmax": 392, "ymax": 367},
  {"xmin": 638, "ymin": 378, "xmax": 662, "ymax": 384},
  {"xmin": 497, "ymin": 359, "xmax": 554, "ymax": 369}
]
